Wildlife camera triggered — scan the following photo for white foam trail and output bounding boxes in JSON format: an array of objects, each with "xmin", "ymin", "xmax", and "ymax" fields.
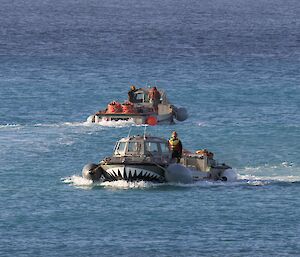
[
  {"xmin": 0, "ymin": 124, "xmax": 22, "ymax": 129},
  {"xmin": 242, "ymin": 162, "xmax": 296, "ymax": 171},
  {"xmin": 49, "ymin": 119, "xmax": 135, "ymax": 128},
  {"xmin": 281, "ymin": 161, "xmax": 294, "ymax": 167},
  {"xmin": 34, "ymin": 121, "xmax": 95, "ymax": 128},
  {"xmin": 62, "ymin": 175, "xmax": 93, "ymax": 186},
  {"xmin": 1, "ymin": 119, "xmax": 136, "ymax": 130},
  {"xmin": 63, "ymin": 173, "xmax": 300, "ymax": 189},
  {"xmin": 236, "ymin": 162, "xmax": 300, "ymax": 185},
  {"xmin": 62, "ymin": 175, "xmax": 158, "ymax": 189},
  {"xmin": 64, "ymin": 161, "xmax": 300, "ymax": 190},
  {"xmin": 58, "ymin": 138, "xmax": 75, "ymax": 146},
  {"xmin": 90, "ymin": 118, "xmax": 135, "ymax": 128},
  {"xmin": 238, "ymin": 174, "xmax": 300, "ymax": 183},
  {"xmin": 101, "ymin": 180, "xmax": 158, "ymax": 189},
  {"xmin": 197, "ymin": 121, "xmax": 208, "ymax": 127}
]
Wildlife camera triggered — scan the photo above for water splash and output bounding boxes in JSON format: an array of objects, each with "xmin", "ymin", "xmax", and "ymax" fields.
[
  {"xmin": 236, "ymin": 162, "xmax": 300, "ymax": 185},
  {"xmin": 101, "ymin": 180, "xmax": 158, "ymax": 189},
  {"xmin": 62, "ymin": 175, "xmax": 94, "ymax": 186},
  {"xmin": 238, "ymin": 174, "xmax": 300, "ymax": 183},
  {"xmin": 0, "ymin": 120, "xmax": 134, "ymax": 130},
  {"xmin": 34, "ymin": 121, "xmax": 98, "ymax": 128},
  {"xmin": 86, "ymin": 118, "xmax": 135, "ymax": 128},
  {"xmin": 61, "ymin": 175, "xmax": 158, "ymax": 189},
  {"xmin": 0, "ymin": 124, "xmax": 22, "ymax": 130},
  {"xmin": 63, "ymin": 170, "xmax": 300, "ymax": 190}
]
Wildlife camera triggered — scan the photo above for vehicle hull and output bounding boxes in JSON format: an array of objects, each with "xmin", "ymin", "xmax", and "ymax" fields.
[
  {"xmin": 88, "ymin": 112, "xmax": 174, "ymax": 125},
  {"xmin": 101, "ymin": 163, "xmax": 166, "ymax": 182}
]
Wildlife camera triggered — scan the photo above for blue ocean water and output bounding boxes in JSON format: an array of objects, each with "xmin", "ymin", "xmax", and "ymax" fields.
[{"xmin": 0, "ymin": 0, "xmax": 300, "ymax": 256}]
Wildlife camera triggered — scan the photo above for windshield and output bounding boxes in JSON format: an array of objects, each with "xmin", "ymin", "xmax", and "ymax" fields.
[
  {"xmin": 145, "ymin": 142, "xmax": 159, "ymax": 154},
  {"xmin": 160, "ymin": 143, "xmax": 170, "ymax": 154},
  {"xmin": 136, "ymin": 93, "xmax": 145, "ymax": 102},
  {"xmin": 127, "ymin": 142, "xmax": 142, "ymax": 153},
  {"xmin": 114, "ymin": 142, "xmax": 126, "ymax": 155}
]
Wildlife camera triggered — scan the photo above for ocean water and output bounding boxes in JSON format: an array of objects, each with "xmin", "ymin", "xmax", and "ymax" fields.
[{"xmin": 0, "ymin": 0, "xmax": 300, "ymax": 256}]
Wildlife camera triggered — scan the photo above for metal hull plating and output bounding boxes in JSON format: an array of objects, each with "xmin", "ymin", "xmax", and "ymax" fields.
[
  {"xmin": 81, "ymin": 135, "xmax": 236, "ymax": 183},
  {"xmin": 101, "ymin": 163, "xmax": 165, "ymax": 182},
  {"xmin": 90, "ymin": 112, "xmax": 174, "ymax": 125}
]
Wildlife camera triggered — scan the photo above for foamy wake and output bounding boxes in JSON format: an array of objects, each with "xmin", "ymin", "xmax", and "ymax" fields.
[
  {"xmin": 61, "ymin": 175, "xmax": 159, "ymax": 189},
  {"xmin": 238, "ymin": 174, "xmax": 300, "ymax": 183},
  {"xmin": 62, "ymin": 162, "xmax": 300, "ymax": 189},
  {"xmin": 34, "ymin": 121, "xmax": 98, "ymax": 128},
  {"xmin": 37, "ymin": 119, "xmax": 136, "ymax": 128},
  {"xmin": 62, "ymin": 175, "xmax": 94, "ymax": 186},
  {"xmin": 101, "ymin": 180, "xmax": 158, "ymax": 189},
  {"xmin": 0, "ymin": 123, "xmax": 22, "ymax": 129},
  {"xmin": 62, "ymin": 172, "xmax": 300, "ymax": 190},
  {"xmin": 86, "ymin": 119, "xmax": 135, "ymax": 128},
  {"xmin": 236, "ymin": 163, "xmax": 300, "ymax": 185},
  {"xmin": 1, "ymin": 119, "xmax": 136, "ymax": 130},
  {"xmin": 242, "ymin": 162, "xmax": 296, "ymax": 172},
  {"xmin": 0, "ymin": 122, "xmax": 94, "ymax": 130}
]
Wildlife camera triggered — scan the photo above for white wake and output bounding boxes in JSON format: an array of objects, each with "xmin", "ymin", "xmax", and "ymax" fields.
[
  {"xmin": 62, "ymin": 175, "xmax": 159, "ymax": 189},
  {"xmin": 85, "ymin": 118, "xmax": 135, "ymax": 128}
]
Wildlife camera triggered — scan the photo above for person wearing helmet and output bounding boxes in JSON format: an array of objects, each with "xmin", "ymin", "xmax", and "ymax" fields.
[
  {"xmin": 148, "ymin": 86, "xmax": 161, "ymax": 112},
  {"xmin": 128, "ymin": 85, "xmax": 138, "ymax": 103},
  {"xmin": 168, "ymin": 131, "xmax": 182, "ymax": 163}
]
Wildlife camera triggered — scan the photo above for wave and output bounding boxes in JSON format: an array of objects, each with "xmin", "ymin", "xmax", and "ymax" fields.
[
  {"xmin": 62, "ymin": 170, "xmax": 300, "ymax": 190},
  {"xmin": 61, "ymin": 175, "xmax": 159, "ymax": 189},
  {"xmin": 34, "ymin": 121, "xmax": 99, "ymax": 128},
  {"xmin": 0, "ymin": 123, "xmax": 22, "ymax": 129},
  {"xmin": 0, "ymin": 122, "xmax": 92, "ymax": 130},
  {"xmin": 235, "ymin": 163, "xmax": 300, "ymax": 185},
  {"xmin": 0, "ymin": 119, "xmax": 136, "ymax": 130},
  {"xmin": 242, "ymin": 162, "xmax": 295, "ymax": 171},
  {"xmin": 237, "ymin": 162, "xmax": 299, "ymax": 177},
  {"xmin": 62, "ymin": 175, "xmax": 94, "ymax": 186},
  {"xmin": 85, "ymin": 118, "xmax": 136, "ymax": 128},
  {"xmin": 101, "ymin": 180, "xmax": 158, "ymax": 189},
  {"xmin": 238, "ymin": 174, "xmax": 300, "ymax": 183},
  {"xmin": 197, "ymin": 121, "xmax": 208, "ymax": 127}
]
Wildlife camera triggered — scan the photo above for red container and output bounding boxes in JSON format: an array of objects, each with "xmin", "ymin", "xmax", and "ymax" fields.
[
  {"xmin": 122, "ymin": 102, "xmax": 136, "ymax": 114},
  {"xmin": 106, "ymin": 101, "xmax": 122, "ymax": 113}
]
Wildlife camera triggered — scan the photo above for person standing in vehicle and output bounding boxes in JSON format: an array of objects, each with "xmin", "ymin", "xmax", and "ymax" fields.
[
  {"xmin": 148, "ymin": 86, "xmax": 161, "ymax": 112},
  {"xmin": 168, "ymin": 131, "xmax": 182, "ymax": 163},
  {"xmin": 128, "ymin": 85, "xmax": 138, "ymax": 103}
]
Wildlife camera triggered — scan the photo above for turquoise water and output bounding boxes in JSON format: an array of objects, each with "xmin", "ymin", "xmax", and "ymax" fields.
[{"xmin": 1, "ymin": 0, "xmax": 300, "ymax": 256}]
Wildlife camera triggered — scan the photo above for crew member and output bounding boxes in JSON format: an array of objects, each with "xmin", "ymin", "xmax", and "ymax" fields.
[
  {"xmin": 148, "ymin": 86, "xmax": 161, "ymax": 112},
  {"xmin": 168, "ymin": 131, "xmax": 182, "ymax": 163},
  {"xmin": 128, "ymin": 85, "xmax": 138, "ymax": 103}
]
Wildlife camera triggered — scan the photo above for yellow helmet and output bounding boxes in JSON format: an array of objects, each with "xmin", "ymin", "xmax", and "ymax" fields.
[{"xmin": 130, "ymin": 85, "xmax": 136, "ymax": 91}]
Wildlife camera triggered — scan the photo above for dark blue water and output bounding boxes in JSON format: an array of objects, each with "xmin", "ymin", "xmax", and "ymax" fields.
[{"xmin": 1, "ymin": 0, "xmax": 300, "ymax": 256}]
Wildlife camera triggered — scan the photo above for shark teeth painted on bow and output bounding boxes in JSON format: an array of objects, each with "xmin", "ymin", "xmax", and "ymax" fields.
[{"xmin": 106, "ymin": 167, "xmax": 160, "ymax": 180}]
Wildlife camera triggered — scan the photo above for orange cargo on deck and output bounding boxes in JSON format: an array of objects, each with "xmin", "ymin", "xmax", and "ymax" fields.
[
  {"xmin": 122, "ymin": 102, "xmax": 136, "ymax": 114},
  {"xmin": 106, "ymin": 101, "xmax": 122, "ymax": 114}
]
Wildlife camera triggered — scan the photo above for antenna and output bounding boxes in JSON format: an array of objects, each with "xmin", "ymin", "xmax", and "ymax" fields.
[
  {"xmin": 143, "ymin": 124, "xmax": 148, "ymax": 139},
  {"xmin": 127, "ymin": 126, "xmax": 133, "ymax": 138}
]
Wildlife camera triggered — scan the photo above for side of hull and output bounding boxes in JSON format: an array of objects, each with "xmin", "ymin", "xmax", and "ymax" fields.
[
  {"xmin": 101, "ymin": 163, "xmax": 166, "ymax": 182},
  {"xmin": 83, "ymin": 163, "xmax": 237, "ymax": 183},
  {"xmin": 88, "ymin": 112, "xmax": 174, "ymax": 125}
]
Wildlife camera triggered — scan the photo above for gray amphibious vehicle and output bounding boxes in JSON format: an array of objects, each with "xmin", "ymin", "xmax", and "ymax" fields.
[
  {"xmin": 87, "ymin": 87, "xmax": 188, "ymax": 125},
  {"xmin": 82, "ymin": 134, "xmax": 237, "ymax": 184}
]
